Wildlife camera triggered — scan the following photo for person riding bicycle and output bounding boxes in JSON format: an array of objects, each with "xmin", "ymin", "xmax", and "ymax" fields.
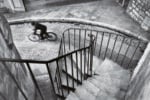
[{"xmin": 31, "ymin": 22, "xmax": 47, "ymax": 40}]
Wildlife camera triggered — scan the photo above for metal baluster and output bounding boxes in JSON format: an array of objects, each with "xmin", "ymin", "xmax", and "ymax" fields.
[
  {"xmin": 80, "ymin": 50, "xmax": 83, "ymax": 82},
  {"xmin": 121, "ymin": 39, "xmax": 132, "ymax": 66},
  {"xmin": 70, "ymin": 54, "xmax": 74, "ymax": 88},
  {"xmin": 46, "ymin": 63, "xmax": 56, "ymax": 96},
  {"xmin": 127, "ymin": 41, "xmax": 141, "ymax": 68},
  {"xmin": 75, "ymin": 51, "xmax": 79, "ymax": 83},
  {"xmin": 55, "ymin": 74, "xmax": 61, "ymax": 95},
  {"xmin": 110, "ymin": 35, "xmax": 118, "ymax": 59},
  {"xmin": 64, "ymin": 57, "xmax": 69, "ymax": 93},
  {"xmin": 26, "ymin": 63, "xmax": 44, "ymax": 100},
  {"xmin": 98, "ymin": 32, "xmax": 104, "ymax": 58},
  {"xmin": 115, "ymin": 36, "xmax": 125, "ymax": 62},
  {"xmin": 89, "ymin": 33, "xmax": 94, "ymax": 75},
  {"xmin": 68, "ymin": 30, "xmax": 71, "ymax": 50},
  {"xmin": 63, "ymin": 34, "xmax": 66, "ymax": 54},
  {"xmin": 87, "ymin": 48, "xmax": 90, "ymax": 75},
  {"xmin": 56, "ymin": 60, "xmax": 64, "ymax": 97},
  {"xmin": 84, "ymin": 30, "xmax": 87, "ymax": 48},
  {"xmin": 58, "ymin": 39, "xmax": 63, "ymax": 56},
  {"xmin": 94, "ymin": 31, "xmax": 98, "ymax": 54},
  {"xmin": 74, "ymin": 29, "xmax": 76, "ymax": 50},
  {"xmin": 84, "ymin": 49, "xmax": 86, "ymax": 79},
  {"xmin": 79, "ymin": 29, "xmax": 81, "ymax": 49},
  {"xmin": 2, "ymin": 62, "xmax": 28, "ymax": 100},
  {"xmin": 90, "ymin": 46, "xmax": 94, "ymax": 75},
  {"xmin": 104, "ymin": 33, "xmax": 111, "ymax": 59}
]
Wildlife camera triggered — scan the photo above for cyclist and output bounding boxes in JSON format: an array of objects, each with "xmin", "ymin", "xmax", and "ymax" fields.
[{"xmin": 31, "ymin": 22, "xmax": 47, "ymax": 40}]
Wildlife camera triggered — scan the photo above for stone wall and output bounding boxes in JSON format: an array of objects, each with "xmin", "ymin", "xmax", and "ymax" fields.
[
  {"xmin": 127, "ymin": 0, "xmax": 150, "ymax": 31},
  {"xmin": 0, "ymin": 14, "xmax": 35, "ymax": 100},
  {"xmin": 125, "ymin": 43, "xmax": 150, "ymax": 100}
]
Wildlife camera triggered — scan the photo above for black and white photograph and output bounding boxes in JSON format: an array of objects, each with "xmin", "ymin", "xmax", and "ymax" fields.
[{"xmin": 0, "ymin": 0, "xmax": 149, "ymax": 100}]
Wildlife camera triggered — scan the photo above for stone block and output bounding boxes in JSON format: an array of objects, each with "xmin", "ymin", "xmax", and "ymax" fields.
[{"xmin": 141, "ymin": 16, "xmax": 150, "ymax": 31}]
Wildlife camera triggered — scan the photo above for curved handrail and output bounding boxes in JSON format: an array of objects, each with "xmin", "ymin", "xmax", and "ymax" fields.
[
  {"xmin": 62, "ymin": 27, "xmax": 144, "ymax": 41},
  {"xmin": 8, "ymin": 18, "xmax": 149, "ymax": 43}
]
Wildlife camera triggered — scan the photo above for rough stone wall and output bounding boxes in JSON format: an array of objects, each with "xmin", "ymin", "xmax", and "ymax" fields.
[
  {"xmin": 127, "ymin": 0, "xmax": 150, "ymax": 31},
  {"xmin": 125, "ymin": 43, "xmax": 150, "ymax": 100},
  {"xmin": 0, "ymin": 14, "xmax": 35, "ymax": 100}
]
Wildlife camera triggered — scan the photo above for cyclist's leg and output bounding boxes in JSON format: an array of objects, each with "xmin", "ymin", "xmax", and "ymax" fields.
[{"xmin": 40, "ymin": 31, "xmax": 46, "ymax": 40}]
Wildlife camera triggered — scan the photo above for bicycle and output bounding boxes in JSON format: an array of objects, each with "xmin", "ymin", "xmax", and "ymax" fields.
[{"xmin": 28, "ymin": 32, "xmax": 57, "ymax": 42}]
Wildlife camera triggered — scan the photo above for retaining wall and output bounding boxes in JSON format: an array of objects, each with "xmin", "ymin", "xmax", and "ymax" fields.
[
  {"xmin": 125, "ymin": 42, "xmax": 150, "ymax": 100},
  {"xmin": 0, "ymin": 14, "xmax": 35, "ymax": 100},
  {"xmin": 127, "ymin": 0, "xmax": 150, "ymax": 31}
]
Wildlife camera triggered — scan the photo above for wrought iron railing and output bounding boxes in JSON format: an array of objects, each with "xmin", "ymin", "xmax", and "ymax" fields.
[
  {"xmin": 60, "ymin": 28, "xmax": 148, "ymax": 69},
  {"xmin": 0, "ymin": 27, "xmax": 95, "ymax": 100},
  {"xmin": 2, "ymin": 18, "xmax": 148, "ymax": 100},
  {"xmin": 54, "ymin": 29, "xmax": 95, "ymax": 98},
  {"xmin": 0, "ymin": 46, "xmax": 93, "ymax": 100}
]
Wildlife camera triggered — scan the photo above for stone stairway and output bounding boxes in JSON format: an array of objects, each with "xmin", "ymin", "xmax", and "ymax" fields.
[
  {"xmin": 65, "ymin": 58, "xmax": 131, "ymax": 100},
  {"xmin": 33, "ymin": 52, "xmax": 131, "ymax": 100}
]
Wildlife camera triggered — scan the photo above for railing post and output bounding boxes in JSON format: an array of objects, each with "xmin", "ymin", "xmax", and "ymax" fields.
[{"xmin": 88, "ymin": 34, "xmax": 94, "ymax": 76}]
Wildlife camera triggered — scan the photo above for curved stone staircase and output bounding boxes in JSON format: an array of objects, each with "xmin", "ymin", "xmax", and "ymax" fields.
[{"xmin": 64, "ymin": 58, "xmax": 131, "ymax": 100}]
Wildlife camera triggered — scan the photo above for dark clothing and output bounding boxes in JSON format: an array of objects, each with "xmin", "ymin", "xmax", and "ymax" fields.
[{"xmin": 33, "ymin": 23, "xmax": 47, "ymax": 39}]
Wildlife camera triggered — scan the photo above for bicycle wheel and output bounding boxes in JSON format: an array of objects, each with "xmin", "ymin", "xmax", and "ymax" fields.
[
  {"xmin": 28, "ymin": 34, "xmax": 40, "ymax": 42},
  {"xmin": 47, "ymin": 32, "xmax": 57, "ymax": 41}
]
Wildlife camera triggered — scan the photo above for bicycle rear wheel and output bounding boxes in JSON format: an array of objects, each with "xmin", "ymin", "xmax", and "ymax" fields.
[
  {"xmin": 28, "ymin": 34, "xmax": 40, "ymax": 42},
  {"xmin": 47, "ymin": 32, "xmax": 57, "ymax": 41}
]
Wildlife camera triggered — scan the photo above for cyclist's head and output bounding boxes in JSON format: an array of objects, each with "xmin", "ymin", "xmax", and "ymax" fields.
[{"xmin": 31, "ymin": 22, "xmax": 37, "ymax": 26}]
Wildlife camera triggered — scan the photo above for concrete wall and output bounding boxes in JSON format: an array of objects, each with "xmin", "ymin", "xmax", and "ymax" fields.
[
  {"xmin": 125, "ymin": 42, "xmax": 150, "ymax": 100},
  {"xmin": 0, "ymin": 14, "xmax": 35, "ymax": 100},
  {"xmin": 127, "ymin": 0, "xmax": 150, "ymax": 31},
  {"xmin": 0, "ymin": 0, "xmax": 25, "ymax": 12}
]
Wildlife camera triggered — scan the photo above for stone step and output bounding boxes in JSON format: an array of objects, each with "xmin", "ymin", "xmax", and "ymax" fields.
[
  {"xmin": 62, "ymin": 71, "xmax": 82, "ymax": 84},
  {"xmin": 95, "ymin": 91, "xmax": 117, "ymax": 100},
  {"xmin": 55, "ymin": 84, "xmax": 68, "ymax": 98},
  {"xmin": 95, "ymin": 59, "xmax": 131, "ymax": 77},
  {"xmin": 75, "ymin": 86, "xmax": 96, "ymax": 100},
  {"xmin": 61, "ymin": 72, "xmax": 77, "ymax": 90},
  {"xmin": 53, "ymin": 75, "xmax": 71, "ymax": 98},
  {"xmin": 82, "ymin": 80, "xmax": 100, "ymax": 96},
  {"xmin": 95, "ymin": 59, "xmax": 128, "ymax": 74},
  {"xmin": 92, "ymin": 75, "xmax": 127, "ymax": 99},
  {"xmin": 92, "ymin": 56, "xmax": 103, "ymax": 72},
  {"xmin": 94, "ymin": 59, "xmax": 130, "ymax": 91},
  {"xmin": 88, "ymin": 77, "xmax": 120, "ymax": 97},
  {"xmin": 93, "ymin": 75, "xmax": 129, "ymax": 91},
  {"xmin": 66, "ymin": 92, "xmax": 80, "ymax": 100}
]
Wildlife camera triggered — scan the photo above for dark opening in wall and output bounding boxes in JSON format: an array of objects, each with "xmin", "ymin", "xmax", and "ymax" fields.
[
  {"xmin": 23, "ymin": 0, "xmax": 98, "ymax": 11},
  {"xmin": 116, "ymin": 0, "xmax": 130, "ymax": 9}
]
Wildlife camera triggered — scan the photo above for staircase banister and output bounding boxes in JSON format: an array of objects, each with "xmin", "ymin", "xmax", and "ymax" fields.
[
  {"xmin": 0, "ymin": 46, "xmax": 90, "ymax": 64},
  {"xmin": 8, "ymin": 18, "xmax": 149, "ymax": 43}
]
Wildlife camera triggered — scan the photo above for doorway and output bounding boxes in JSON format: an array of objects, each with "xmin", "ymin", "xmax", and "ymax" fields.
[{"xmin": 116, "ymin": 0, "xmax": 130, "ymax": 9}]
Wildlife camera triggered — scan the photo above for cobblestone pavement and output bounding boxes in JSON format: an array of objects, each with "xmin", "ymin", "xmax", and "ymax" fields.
[{"xmin": 6, "ymin": 0, "xmax": 149, "ymax": 40}]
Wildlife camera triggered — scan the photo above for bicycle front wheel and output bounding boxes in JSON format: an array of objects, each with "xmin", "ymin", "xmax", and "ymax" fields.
[
  {"xmin": 47, "ymin": 32, "xmax": 57, "ymax": 41},
  {"xmin": 28, "ymin": 34, "xmax": 40, "ymax": 42}
]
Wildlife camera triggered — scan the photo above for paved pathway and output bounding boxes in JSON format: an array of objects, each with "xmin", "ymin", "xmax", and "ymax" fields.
[{"xmin": 5, "ymin": 0, "xmax": 149, "ymax": 40}]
